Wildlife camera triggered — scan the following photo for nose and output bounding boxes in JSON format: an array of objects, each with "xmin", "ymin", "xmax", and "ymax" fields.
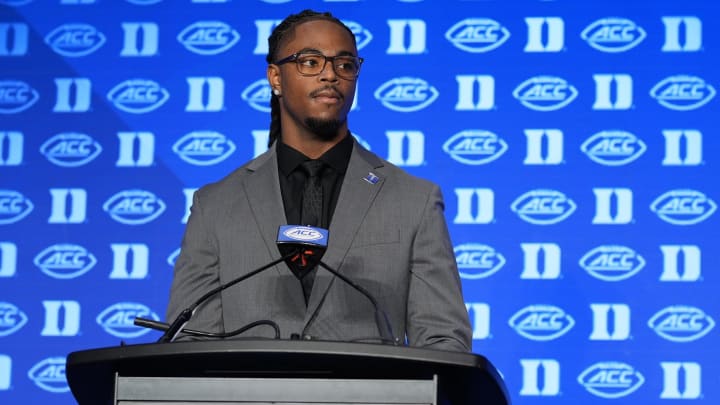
[{"xmin": 318, "ymin": 59, "xmax": 339, "ymax": 82}]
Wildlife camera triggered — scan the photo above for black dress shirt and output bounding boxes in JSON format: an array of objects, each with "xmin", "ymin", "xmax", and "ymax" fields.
[{"xmin": 277, "ymin": 134, "xmax": 353, "ymax": 228}]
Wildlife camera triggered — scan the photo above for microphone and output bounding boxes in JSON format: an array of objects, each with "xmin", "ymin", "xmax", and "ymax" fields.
[
  {"xmin": 276, "ymin": 225, "xmax": 399, "ymax": 345},
  {"xmin": 135, "ymin": 250, "xmax": 296, "ymax": 343}
]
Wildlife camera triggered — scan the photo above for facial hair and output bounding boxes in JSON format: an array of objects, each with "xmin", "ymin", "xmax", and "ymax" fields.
[{"xmin": 305, "ymin": 117, "xmax": 344, "ymax": 141}]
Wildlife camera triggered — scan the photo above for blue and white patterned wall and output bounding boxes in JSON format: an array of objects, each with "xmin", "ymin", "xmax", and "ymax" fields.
[{"xmin": 0, "ymin": 0, "xmax": 717, "ymax": 404}]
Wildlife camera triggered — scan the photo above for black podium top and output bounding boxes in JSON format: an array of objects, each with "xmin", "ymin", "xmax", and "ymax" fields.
[{"xmin": 67, "ymin": 339, "xmax": 509, "ymax": 405}]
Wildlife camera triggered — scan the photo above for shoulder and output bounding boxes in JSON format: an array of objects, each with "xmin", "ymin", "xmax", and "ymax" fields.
[{"xmin": 194, "ymin": 148, "xmax": 275, "ymax": 202}]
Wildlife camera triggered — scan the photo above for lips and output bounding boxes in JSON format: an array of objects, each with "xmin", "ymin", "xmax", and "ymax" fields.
[{"xmin": 311, "ymin": 87, "xmax": 342, "ymax": 100}]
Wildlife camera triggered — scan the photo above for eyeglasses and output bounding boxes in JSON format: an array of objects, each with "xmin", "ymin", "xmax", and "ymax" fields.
[{"xmin": 274, "ymin": 52, "xmax": 364, "ymax": 80}]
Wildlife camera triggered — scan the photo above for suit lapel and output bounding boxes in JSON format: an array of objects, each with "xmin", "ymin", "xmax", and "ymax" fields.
[
  {"xmin": 304, "ymin": 141, "xmax": 386, "ymax": 323},
  {"xmin": 241, "ymin": 146, "xmax": 288, "ymax": 273}
]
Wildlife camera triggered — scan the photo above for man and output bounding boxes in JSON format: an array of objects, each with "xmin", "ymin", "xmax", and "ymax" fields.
[{"xmin": 166, "ymin": 10, "xmax": 472, "ymax": 352}]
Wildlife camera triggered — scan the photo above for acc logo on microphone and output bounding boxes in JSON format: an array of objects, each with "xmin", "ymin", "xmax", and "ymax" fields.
[
  {"xmin": 650, "ymin": 189, "xmax": 716, "ymax": 225},
  {"xmin": 443, "ymin": 130, "xmax": 508, "ymax": 165},
  {"xmin": 40, "ymin": 133, "xmax": 102, "ymax": 167},
  {"xmin": 33, "ymin": 244, "xmax": 97, "ymax": 280},
  {"xmin": 509, "ymin": 305, "xmax": 574, "ymax": 341},
  {"xmin": 177, "ymin": 21, "xmax": 240, "ymax": 55},
  {"xmin": 650, "ymin": 75, "xmax": 716, "ymax": 111},
  {"xmin": 580, "ymin": 245, "xmax": 645, "ymax": 281},
  {"xmin": 44, "ymin": 23, "xmax": 106, "ymax": 57},
  {"xmin": 0, "ymin": 80, "xmax": 39, "ymax": 114},
  {"xmin": 172, "ymin": 131, "xmax": 236, "ymax": 166},
  {"xmin": 281, "ymin": 226, "xmax": 326, "ymax": 242},
  {"xmin": 648, "ymin": 305, "xmax": 715, "ymax": 342},
  {"xmin": 103, "ymin": 189, "xmax": 166, "ymax": 225},
  {"xmin": 578, "ymin": 362, "xmax": 644, "ymax": 399},
  {"xmin": 581, "ymin": 18, "xmax": 646, "ymax": 52},
  {"xmin": 27, "ymin": 357, "xmax": 69, "ymax": 393},
  {"xmin": 445, "ymin": 18, "xmax": 510, "ymax": 53},
  {"xmin": 0, "ymin": 190, "xmax": 34, "ymax": 224},
  {"xmin": 455, "ymin": 243, "xmax": 505, "ymax": 279},
  {"xmin": 374, "ymin": 77, "xmax": 439, "ymax": 112},
  {"xmin": 511, "ymin": 189, "xmax": 576, "ymax": 225},
  {"xmin": 513, "ymin": 76, "xmax": 578, "ymax": 111},
  {"xmin": 107, "ymin": 79, "xmax": 170, "ymax": 113},
  {"xmin": 581, "ymin": 131, "xmax": 646, "ymax": 166},
  {"xmin": 0, "ymin": 302, "xmax": 28, "ymax": 337},
  {"xmin": 96, "ymin": 302, "xmax": 159, "ymax": 339},
  {"xmin": 241, "ymin": 79, "xmax": 272, "ymax": 112},
  {"xmin": 343, "ymin": 20, "xmax": 372, "ymax": 50}
]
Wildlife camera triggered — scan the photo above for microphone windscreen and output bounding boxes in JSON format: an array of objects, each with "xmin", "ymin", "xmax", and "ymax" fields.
[{"xmin": 276, "ymin": 225, "xmax": 329, "ymax": 279}]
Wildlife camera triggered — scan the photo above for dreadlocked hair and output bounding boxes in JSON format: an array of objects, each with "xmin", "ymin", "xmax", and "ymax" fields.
[{"xmin": 265, "ymin": 10, "xmax": 356, "ymax": 147}]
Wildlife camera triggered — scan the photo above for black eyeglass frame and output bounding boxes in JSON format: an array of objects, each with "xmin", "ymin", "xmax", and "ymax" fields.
[{"xmin": 274, "ymin": 52, "xmax": 364, "ymax": 79}]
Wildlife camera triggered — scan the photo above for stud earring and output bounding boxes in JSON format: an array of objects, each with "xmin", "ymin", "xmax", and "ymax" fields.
[{"xmin": 273, "ymin": 89, "xmax": 281, "ymax": 96}]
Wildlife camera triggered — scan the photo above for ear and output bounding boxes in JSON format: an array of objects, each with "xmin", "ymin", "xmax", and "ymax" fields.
[{"xmin": 267, "ymin": 64, "xmax": 281, "ymax": 94}]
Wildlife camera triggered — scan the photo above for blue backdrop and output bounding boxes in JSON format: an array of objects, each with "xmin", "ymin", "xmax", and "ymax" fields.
[{"xmin": 0, "ymin": 0, "xmax": 717, "ymax": 404}]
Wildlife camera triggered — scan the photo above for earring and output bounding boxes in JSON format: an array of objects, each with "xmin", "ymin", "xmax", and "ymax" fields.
[{"xmin": 273, "ymin": 89, "xmax": 281, "ymax": 96}]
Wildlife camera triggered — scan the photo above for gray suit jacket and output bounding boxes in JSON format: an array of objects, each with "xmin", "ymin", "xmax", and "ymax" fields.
[{"xmin": 166, "ymin": 139, "xmax": 472, "ymax": 351}]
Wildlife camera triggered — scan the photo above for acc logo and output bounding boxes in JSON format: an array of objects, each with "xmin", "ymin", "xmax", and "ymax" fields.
[
  {"xmin": 103, "ymin": 189, "xmax": 166, "ymax": 225},
  {"xmin": 580, "ymin": 245, "xmax": 645, "ymax": 281},
  {"xmin": 282, "ymin": 226, "xmax": 325, "ymax": 242},
  {"xmin": 28, "ymin": 357, "xmax": 69, "ymax": 393},
  {"xmin": 107, "ymin": 79, "xmax": 169, "ymax": 113},
  {"xmin": 650, "ymin": 75, "xmax": 716, "ymax": 111},
  {"xmin": 648, "ymin": 305, "xmax": 715, "ymax": 342},
  {"xmin": 40, "ymin": 133, "xmax": 102, "ymax": 167},
  {"xmin": 44, "ymin": 23, "xmax": 106, "ymax": 57},
  {"xmin": 343, "ymin": 20, "xmax": 372, "ymax": 50},
  {"xmin": 509, "ymin": 305, "xmax": 575, "ymax": 341},
  {"xmin": 96, "ymin": 302, "xmax": 159, "ymax": 338},
  {"xmin": 33, "ymin": 244, "xmax": 97, "ymax": 280},
  {"xmin": 0, "ymin": 190, "xmax": 33, "ymax": 224},
  {"xmin": 177, "ymin": 21, "xmax": 240, "ymax": 55},
  {"xmin": 445, "ymin": 18, "xmax": 510, "ymax": 53},
  {"xmin": 0, "ymin": 80, "xmax": 39, "ymax": 114},
  {"xmin": 172, "ymin": 131, "xmax": 236, "ymax": 166},
  {"xmin": 511, "ymin": 189, "xmax": 576, "ymax": 225},
  {"xmin": 0, "ymin": 302, "xmax": 28, "ymax": 336},
  {"xmin": 374, "ymin": 77, "xmax": 439, "ymax": 112},
  {"xmin": 443, "ymin": 130, "xmax": 508, "ymax": 165},
  {"xmin": 650, "ymin": 189, "xmax": 716, "ymax": 225},
  {"xmin": 581, "ymin": 131, "xmax": 646, "ymax": 166},
  {"xmin": 241, "ymin": 79, "xmax": 272, "ymax": 112},
  {"xmin": 578, "ymin": 362, "xmax": 644, "ymax": 399},
  {"xmin": 513, "ymin": 76, "xmax": 578, "ymax": 111},
  {"xmin": 455, "ymin": 243, "xmax": 505, "ymax": 280},
  {"xmin": 581, "ymin": 18, "xmax": 646, "ymax": 52}
]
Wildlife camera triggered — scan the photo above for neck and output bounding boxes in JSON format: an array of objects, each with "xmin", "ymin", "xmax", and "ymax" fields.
[{"xmin": 280, "ymin": 122, "xmax": 348, "ymax": 159}]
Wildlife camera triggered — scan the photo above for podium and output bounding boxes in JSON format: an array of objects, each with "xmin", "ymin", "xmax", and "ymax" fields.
[{"xmin": 66, "ymin": 339, "xmax": 509, "ymax": 405}]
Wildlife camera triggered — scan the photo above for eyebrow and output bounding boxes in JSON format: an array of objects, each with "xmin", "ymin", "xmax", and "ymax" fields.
[{"xmin": 295, "ymin": 47, "xmax": 357, "ymax": 57}]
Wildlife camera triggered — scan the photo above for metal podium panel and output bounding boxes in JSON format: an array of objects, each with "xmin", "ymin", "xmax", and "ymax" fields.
[{"xmin": 115, "ymin": 376, "xmax": 437, "ymax": 405}]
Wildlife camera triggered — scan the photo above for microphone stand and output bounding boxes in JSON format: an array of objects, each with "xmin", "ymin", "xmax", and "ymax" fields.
[
  {"xmin": 136, "ymin": 250, "xmax": 299, "ymax": 343},
  {"xmin": 317, "ymin": 261, "xmax": 399, "ymax": 345}
]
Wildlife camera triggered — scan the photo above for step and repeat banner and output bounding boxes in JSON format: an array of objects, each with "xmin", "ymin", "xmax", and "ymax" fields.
[{"xmin": 0, "ymin": 0, "xmax": 717, "ymax": 403}]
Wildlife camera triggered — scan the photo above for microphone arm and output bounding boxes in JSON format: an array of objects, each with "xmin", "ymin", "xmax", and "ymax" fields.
[
  {"xmin": 317, "ymin": 260, "xmax": 399, "ymax": 345},
  {"xmin": 136, "ymin": 250, "xmax": 298, "ymax": 343}
]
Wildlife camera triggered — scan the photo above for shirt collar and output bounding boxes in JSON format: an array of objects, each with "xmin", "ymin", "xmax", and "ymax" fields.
[{"xmin": 277, "ymin": 133, "xmax": 354, "ymax": 177}]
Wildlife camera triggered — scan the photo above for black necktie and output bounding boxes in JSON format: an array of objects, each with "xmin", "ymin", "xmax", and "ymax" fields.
[
  {"xmin": 300, "ymin": 160, "xmax": 324, "ymax": 227},
  {"xmin": 299, "ymin": 160, "xmax": 324, "ymax": 303}
]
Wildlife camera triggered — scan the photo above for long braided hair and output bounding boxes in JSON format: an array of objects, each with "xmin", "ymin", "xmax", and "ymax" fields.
[{"xmin": 265, "ymin": 10, "xmax": 356, "ymax": 147}]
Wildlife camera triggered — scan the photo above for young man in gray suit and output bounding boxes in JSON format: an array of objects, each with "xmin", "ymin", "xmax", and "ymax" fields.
[{"xmin": 166, "ymin": 10, "xmax": 472, "ymax": 352}]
